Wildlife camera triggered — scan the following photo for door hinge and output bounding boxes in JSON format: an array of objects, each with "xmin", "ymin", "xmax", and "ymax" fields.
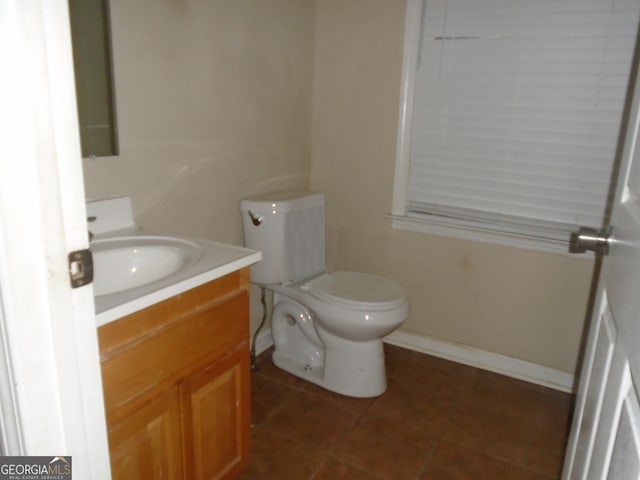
[{"xmin": 68, "ymin": 249, "xmax": 93, "ymax": 288}]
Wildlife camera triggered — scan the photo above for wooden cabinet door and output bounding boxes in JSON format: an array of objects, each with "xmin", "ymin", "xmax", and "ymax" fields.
[
  {"xmin": 182, "ymin": 346, "xmax": 250, "ymax": 480},
  {"xmin": 108, "ymin": 387, "xmax": 184, "ymax": 480}
]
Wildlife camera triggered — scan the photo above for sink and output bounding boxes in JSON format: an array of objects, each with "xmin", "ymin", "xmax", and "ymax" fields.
[
  {"xmin": 87, "ymin": 197, "xmax": 262, "ymax": 326},
  {"xmin": 91, "ymin": 236, "xmax": 203, "ymax": 296}
]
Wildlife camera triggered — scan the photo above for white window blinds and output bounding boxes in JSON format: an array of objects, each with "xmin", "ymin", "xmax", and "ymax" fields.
[{"xmin": 407, "ymin": 0, "xmax": 640, "ymax": 236}]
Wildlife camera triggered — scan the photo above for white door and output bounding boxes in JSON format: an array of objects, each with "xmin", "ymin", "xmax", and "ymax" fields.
[
  {"xmin": 562, "ymin": 49, "xmax": 640, "ymax": 479},
  {"xmin": 0, "ymin": 0, "xmax": 110, "ymax": 477}
]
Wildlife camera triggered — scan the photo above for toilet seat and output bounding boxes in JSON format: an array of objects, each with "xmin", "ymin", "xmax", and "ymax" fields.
[{"xmin": 304, "ymin": 271, "xmax": 407, "ymax": 311}]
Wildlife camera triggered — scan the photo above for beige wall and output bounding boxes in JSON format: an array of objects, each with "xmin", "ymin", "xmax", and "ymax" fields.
[
  {"xmin": 83, "ymin": 0, "xmax": 595, "ymax": 375},
  {"xmin": 83, "ymin": 0, "xmax": 314, "ymax": 246},
  {"xmin": 310, "ymin": 0, "xmax": 594, "ymax": 374},
  {"xmin": 83, "ymin": 0, "xmax": 315, "ymax": 334}
]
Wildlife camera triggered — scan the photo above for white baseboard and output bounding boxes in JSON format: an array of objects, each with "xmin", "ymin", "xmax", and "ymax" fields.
[
  {"xmin": 252, "ymin": 327, "xmax": 575, "ymax": 393},
  {"xmin": 385, "ymin": 330, "xmax": 575, "ymax": 393}
]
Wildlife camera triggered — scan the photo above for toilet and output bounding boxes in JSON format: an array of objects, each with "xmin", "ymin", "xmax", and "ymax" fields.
[{"xmin": 241, "ymin": 191, "xmax": 409, "ymax": 397}]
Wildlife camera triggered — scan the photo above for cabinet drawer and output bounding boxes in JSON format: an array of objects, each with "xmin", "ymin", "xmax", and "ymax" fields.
[
  {"xmin": 100, "ymin": 290, "xmax": 249, "ymax": 419},
  {"xmin": 99, "ymin": 270, "xmax": 248, "ymax": 354}
]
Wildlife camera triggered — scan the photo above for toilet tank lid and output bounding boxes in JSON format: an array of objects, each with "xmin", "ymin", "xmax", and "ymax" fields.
[{"xmin": 240, "ymin": 190, "xmax": 324, "ymax": 214}]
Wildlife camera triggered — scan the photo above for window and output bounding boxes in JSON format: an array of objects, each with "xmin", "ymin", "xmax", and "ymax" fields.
[{"xmin": 392, "ymin": 0, "xmax": 640, "ymax": 252}]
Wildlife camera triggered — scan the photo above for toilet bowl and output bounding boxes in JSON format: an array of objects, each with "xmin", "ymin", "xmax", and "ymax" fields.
[{"xmin": 241, "ymin": 191, "xmax": 409, "ymax": 397}]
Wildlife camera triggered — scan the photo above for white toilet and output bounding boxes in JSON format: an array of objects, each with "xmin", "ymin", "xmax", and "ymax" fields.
[{"xmin": 241, "ymin": 191, "xmax": 409, "ymax": 397}]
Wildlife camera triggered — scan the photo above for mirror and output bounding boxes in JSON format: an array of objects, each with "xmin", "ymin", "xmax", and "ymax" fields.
[{"xmin": 68, "ymin": 0, "xmax": 118, "ymax": 157}]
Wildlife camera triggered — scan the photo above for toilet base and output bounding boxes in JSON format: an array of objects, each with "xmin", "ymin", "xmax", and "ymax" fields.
[{"xmin": 272, "ymin": 336, "xmax": 387, "ymax": 398}]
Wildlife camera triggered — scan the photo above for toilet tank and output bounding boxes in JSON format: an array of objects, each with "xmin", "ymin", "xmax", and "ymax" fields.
[{"xmin": 240, "ymin": 191, "xmax": 325, "ymax": 285}]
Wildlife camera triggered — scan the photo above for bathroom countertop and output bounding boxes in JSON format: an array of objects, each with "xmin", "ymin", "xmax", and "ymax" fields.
[{"xmin": 93, "ymin": 230, "xmax": 261, "ymax": 327}]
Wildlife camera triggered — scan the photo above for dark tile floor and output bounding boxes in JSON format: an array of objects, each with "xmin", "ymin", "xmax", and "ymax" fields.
[{"xmin": 240, "ymin": 344, "xmax": 574, "ymax": 480}]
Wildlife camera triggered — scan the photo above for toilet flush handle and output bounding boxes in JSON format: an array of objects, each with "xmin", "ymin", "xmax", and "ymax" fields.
[{"xmin": 248, "ymin": 209, "xmax": 263, "ymax": 226}]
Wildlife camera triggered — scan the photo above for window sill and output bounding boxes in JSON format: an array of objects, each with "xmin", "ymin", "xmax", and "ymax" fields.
[{"xmin": 387, "ymin": 213, "xmax": 594, "ymax": 258}]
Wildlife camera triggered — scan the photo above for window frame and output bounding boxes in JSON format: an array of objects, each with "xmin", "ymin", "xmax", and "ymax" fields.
[{"xmin": 390, "ymin": 0, "xmax": 609, "ymax": 256}]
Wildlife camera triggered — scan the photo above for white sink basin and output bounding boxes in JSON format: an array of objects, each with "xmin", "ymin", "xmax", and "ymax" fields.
[{"xmin": 91, "ymin": 236, "xmax": 203, "ymax": 296}]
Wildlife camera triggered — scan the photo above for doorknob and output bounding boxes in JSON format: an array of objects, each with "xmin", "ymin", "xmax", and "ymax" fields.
[{"xmin": 569, "ymin": 226, "xmax": 615, "ymax": 255}]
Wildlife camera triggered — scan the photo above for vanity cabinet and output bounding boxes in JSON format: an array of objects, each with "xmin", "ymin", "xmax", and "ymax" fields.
[{"xmin": 98, "ymin": 269, "xmax": 251, "ymax": 480}]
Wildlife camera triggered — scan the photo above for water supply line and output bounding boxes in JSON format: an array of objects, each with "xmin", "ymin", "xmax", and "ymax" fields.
[{"xmin": 250, "ymin": 286, "xmax": 268, "ymax": 371}]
